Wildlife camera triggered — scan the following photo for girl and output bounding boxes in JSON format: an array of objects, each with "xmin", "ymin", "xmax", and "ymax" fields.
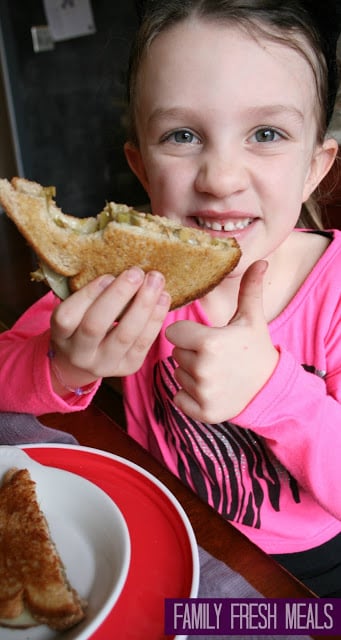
[{"xmin": 1, "ymin": 0, "xmax": 341, "ymax": 596}]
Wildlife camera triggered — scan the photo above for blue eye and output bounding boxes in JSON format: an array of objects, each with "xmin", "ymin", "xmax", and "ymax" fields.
[
  {"xmin": 165, "ymin": 129, "xmax": 200, "ymax": 144},
  {"xmin": 253, "ymin": 128, "xmax": 281, "ymax": 143}
]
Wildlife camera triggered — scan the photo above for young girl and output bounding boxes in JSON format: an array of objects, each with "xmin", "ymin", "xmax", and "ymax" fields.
[{"xmin": 1, "ymin": 0, "xmax": 341, "ymax": 596}]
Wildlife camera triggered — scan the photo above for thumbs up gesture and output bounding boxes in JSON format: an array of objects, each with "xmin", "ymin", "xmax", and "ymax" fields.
[{"xmin": 165, "ymin": 261, "xmax": 279, "ymax": 423}]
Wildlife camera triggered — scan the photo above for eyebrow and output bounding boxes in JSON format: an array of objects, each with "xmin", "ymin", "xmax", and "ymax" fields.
[
  {"xmin": 147, "ymin": 107, "xmax": 200, "ymax": 127},
  {"xmin": 243, "ymin": 104, "xmax": 305, "ymax": 123},
  {"xmin": 147, "ymin": 104, "xmax": 305, "ymax": 126}
]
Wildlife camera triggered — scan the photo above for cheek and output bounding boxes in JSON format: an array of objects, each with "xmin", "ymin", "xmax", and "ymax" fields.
[
  {"xmin": 259, "ymin": 159, "xmax": 309, "ymax": 207},
  {"xmin": 146, "ymin": 161, "xmax": 191, "ymax": 210}
]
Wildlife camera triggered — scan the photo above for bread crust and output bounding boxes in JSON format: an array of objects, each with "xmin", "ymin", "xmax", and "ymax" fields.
[
  {"xmin": 0, "ymin": 467, "xmax": 86, "ymax": 630},
  {"xmin": 0, "ymin": 177, "xmax": 241, "ymax": 309}
]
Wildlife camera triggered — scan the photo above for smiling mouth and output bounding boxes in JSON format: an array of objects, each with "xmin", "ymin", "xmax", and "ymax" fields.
[{"xmin": 196, "ymin": 216, "xmax": 253, "ymax": 232}]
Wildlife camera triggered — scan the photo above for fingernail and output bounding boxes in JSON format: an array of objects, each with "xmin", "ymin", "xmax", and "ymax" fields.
[
  {"xmin": 126, "ymin": 267, "xmax": 144, "ymax": 284},
  {"xmin": 146, "ymin": 271, "xmax": 164, "ymax": 289},
  {"xmin": 158, "ymin": 292, "xmax": 171, "ymax": 307},
  {"xmin": 98, "ymin": 274, "xmax": 115, "ymax": 289}
]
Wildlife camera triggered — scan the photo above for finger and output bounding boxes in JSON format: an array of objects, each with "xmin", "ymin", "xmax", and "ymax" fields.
[
  {"xmin": 230, "ymin": 260, "xmax": 268, "ymax": 325},
  {"xmin": 104, "ymin": 289, "xmax": 171, "ymax": 376},
  {"xmin": 111, "ymin": 271, "xmax": 166, "ymax": 341},
  {"xmin": 172, "ymin": 345, "xmax": 197, "ymax": 375},
  {"xmin": 166, "ymin": 320, "xmax": 207, "ymax": 350},
  {"xmin": 173, "ymin": 388, "xmax": 203, "ymax": 421},
  {"xmin": 51, "ymin": 268, "xmax": 144, "ymax": 341},
  {"xmin": 125, "ymin": 290, "xmax": 171, "ymax": 360},
  {"xmin": 138, "ymin": 290, "xmax": 171, "ymax": 345},
  {"xmin": 113, "ymin": 282, "xmax": 171, "ymax": 358},
  {"xmin": 173, "ymin": 365, "xmax": 198, "ymax": 396}
]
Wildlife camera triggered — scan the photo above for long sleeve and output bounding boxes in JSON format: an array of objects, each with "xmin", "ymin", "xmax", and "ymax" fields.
[
  {"xmin": 0, "ymin": 292, "xmax": 99, "ymax": 415},
  {"xmin": 235, "ymin": 343, "xmax": 341, "ymax": 519},
  {"xmin": 234, "ymin": 230, "xmax": 341, "ymax": 519}
]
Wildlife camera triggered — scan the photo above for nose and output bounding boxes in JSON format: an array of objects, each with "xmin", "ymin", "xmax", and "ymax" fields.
[{"xmin": 194, "ymin": 149, "xmax": 249, "ymax": 198}]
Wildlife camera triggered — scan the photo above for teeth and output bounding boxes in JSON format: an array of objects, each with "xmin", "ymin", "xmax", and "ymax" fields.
[
  {"xmin": 197, "ymin": 217, "xmax": 252, "ymax": 231},
  {"xmin": 211, "ymin": 221, "xmax": 222, "ymax": 231}
]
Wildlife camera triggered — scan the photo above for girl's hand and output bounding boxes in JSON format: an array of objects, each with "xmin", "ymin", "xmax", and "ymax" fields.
[
  {"xmin": 166, "ymin": 261, "xmax": 279, "ymax": 423},
  {"xmin": 49, "ymin": 267, "xmax": 171, "ymax": 393}
]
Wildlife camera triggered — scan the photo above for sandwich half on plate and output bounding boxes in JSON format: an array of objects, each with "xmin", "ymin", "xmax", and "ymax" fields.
[
  {"xmin": 0, "ymin": 467, "xmax": 86, "ymax": 630},
  {"xmin": 0, "ymin": 177, "xmax": 241, "ymax": 310}
]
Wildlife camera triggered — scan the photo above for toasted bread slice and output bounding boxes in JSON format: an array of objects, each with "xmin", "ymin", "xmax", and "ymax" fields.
[
  {"xmin": 0, "ymin": 467, "xmax": 86, "ymax": 630},
  {"xmin": 0, "ymin": 177, "xmax": 241, "ymax": 309}
]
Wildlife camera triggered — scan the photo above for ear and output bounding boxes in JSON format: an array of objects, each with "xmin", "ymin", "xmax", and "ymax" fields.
[
  {"xmin": 124, "ymin": 142, "xmax": 150, "ymax": 194},
  {"xmin": 303, "ymin": 137, "xmax": 339, "ymax": 202}
]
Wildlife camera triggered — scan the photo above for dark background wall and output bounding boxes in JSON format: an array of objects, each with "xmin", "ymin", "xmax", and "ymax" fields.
[{"xmin": 0, "ymin": 0, "xmax": 147, "ymax": 217}]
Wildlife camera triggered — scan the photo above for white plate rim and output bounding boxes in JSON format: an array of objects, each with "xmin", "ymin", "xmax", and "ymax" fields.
[{"xmin": 21, "ymin": 443, "xmax": 200, "ymax": 640}]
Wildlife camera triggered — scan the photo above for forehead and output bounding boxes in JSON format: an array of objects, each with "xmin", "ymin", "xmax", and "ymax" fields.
[{"xmin": 136, "ymin": 18, "xmax": 317, "ymax": 127}]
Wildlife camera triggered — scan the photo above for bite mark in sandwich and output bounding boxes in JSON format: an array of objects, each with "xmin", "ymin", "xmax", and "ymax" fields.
[{"xmin": 0, "ymin": 177, "xmax": 241, "ymax": 309}]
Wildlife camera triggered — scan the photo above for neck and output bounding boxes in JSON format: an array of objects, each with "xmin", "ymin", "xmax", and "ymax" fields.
[
  {"xmin": 200, "ymin": 274, "xmax": 242, "ymax": 326},
  {"xmin": 199, "ymin": 235, "xmax": 293, "ymax": 326},
  {"xmin": 199, "ymin": 230, "xmax": 330, "ymax": 328}
]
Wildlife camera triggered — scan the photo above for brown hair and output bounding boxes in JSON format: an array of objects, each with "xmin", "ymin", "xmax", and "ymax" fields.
[{"xmin": 127, "ymin": 0, "xmax": 339, "ymax": 229}]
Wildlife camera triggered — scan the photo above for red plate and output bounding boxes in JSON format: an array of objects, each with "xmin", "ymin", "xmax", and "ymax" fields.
[{"xmin": 23, "ymin": 444, "xmax": 199, "ymax": 640}]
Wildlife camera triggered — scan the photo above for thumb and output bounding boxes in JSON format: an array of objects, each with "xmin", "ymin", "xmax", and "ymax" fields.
[{"xmin": 230, "ymin": 260, "xmax": 268, "ymax": 325}]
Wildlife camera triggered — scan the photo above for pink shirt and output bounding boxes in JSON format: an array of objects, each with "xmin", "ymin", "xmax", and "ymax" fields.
[
  {"xmin": 1, "ymin": 230, "xmax": 340, "ymax": 554},
  {"xmin": 0, "ymin": 292, "xmax": 100, "ymax": 414},
  {"xmin": 123, "ymin": 230, "xmax": 341, "ymax": 554}
]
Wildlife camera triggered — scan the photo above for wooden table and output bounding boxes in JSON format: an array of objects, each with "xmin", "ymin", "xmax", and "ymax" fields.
[{"xmin": 0, "ymin": 213, "xmax": 338, "ymax": 640}]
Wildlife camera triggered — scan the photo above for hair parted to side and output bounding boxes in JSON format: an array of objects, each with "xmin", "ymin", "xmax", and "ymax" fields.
[{"xmin": 127, "ymin": 0, "xmax": 340, "ymax": 230}]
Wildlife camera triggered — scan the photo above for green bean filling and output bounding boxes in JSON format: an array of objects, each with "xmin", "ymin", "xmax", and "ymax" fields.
[{"xmin": 48, "ymin": 194, "xmax": 229, "ymax": 248}]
